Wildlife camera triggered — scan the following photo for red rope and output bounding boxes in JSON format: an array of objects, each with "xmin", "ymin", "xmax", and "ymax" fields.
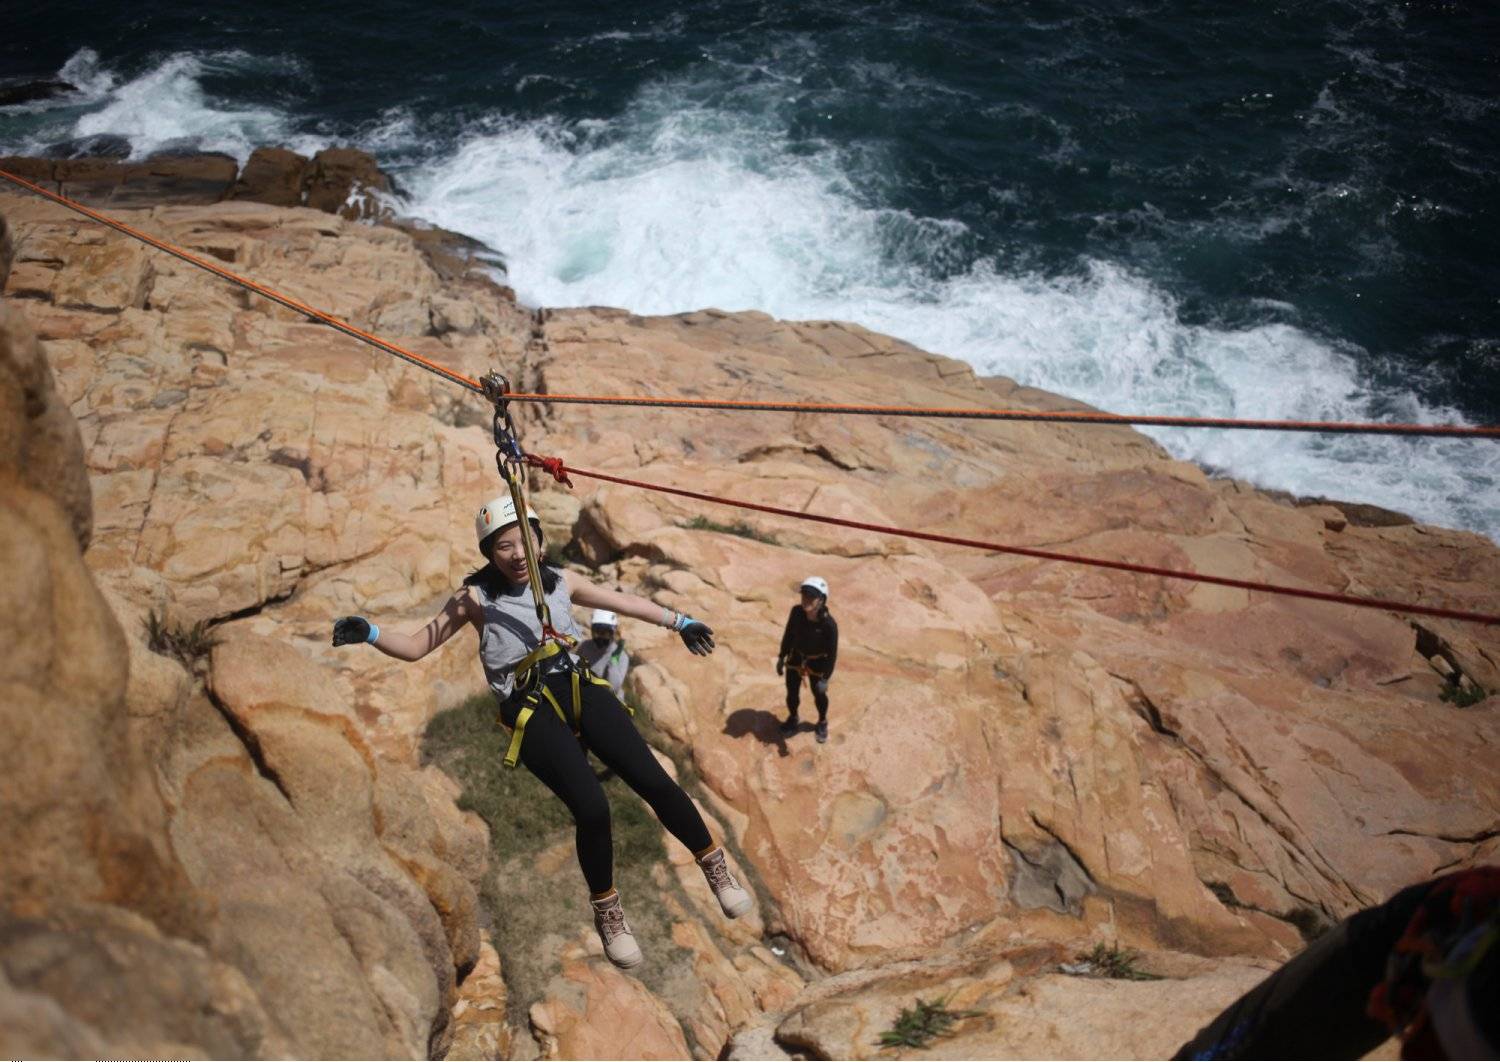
[
  {"xmin": 524, "ymin": 454, "xmax": 1500, "ymax": 626},
  {"xmin": 528, "ymin": 454, "xmax": 573, "ymax": 487}
]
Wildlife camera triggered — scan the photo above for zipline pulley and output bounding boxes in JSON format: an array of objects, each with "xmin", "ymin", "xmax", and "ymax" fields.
[{"xmin": 481, "ymin": 371, "xmax": 526, "ymax": 474}]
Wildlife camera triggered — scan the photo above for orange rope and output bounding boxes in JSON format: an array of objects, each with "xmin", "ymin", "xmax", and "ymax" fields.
[
  {"xmin": 3, "ymin": 167, "xmax": 1498, "ymax": 439},
  {"xmin": 502, "ymin": 392, "xmax": 1500, "ymax": 437},
  {"xmin": 0, "ymin": 168, "xmax": 485, "ymax": 394},
  {"xmin": 525, "ymin": 454, "xmax": 1500, "ymax": 626}
]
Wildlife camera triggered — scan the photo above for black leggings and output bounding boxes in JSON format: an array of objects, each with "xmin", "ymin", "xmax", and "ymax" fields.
[
  {"xmin": 502, "ymin": 670, "xmax": 712, "ymax": 894},
  {"xmin": 785, "ymin": 668, "xmax": 830, "ymax": 719}
]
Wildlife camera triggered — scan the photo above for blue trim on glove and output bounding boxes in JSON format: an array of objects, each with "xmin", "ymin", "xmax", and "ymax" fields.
[{"xmin": 366, "ymin": 622, "xmax": 380, "ymax": 644}]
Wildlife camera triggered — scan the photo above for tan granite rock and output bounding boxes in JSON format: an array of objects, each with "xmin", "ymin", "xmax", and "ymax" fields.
[
  {"xmin": 0, "ymin": 198, "xmax": 503, "ymax": 1059},
  {"xmin": 529, "ymin": 957, "xmax": 692, "ymax": 1060},
  {"xmin": 523, "ymin": 305, "xmax": 1500, "ymax": 980},
  {"xmin": 447, "ymin": 934, "xmax": 513, "ymax": 1060},
  {"xmin": 5, "ymin": 180, "xmax": 1498, "ymax": 1059}
]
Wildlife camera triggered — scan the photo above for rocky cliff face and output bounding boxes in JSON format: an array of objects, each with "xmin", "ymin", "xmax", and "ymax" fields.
[
  {"xmin": 1, "ymin": 155, "xmax": 1496, "ymax": 1059},
  {"xmin": 0, "ymin": 199, "xmax": 495, "ymax": 1058}
]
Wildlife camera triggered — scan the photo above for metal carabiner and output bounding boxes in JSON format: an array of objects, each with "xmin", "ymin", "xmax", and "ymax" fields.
[{"xmin": 480, "ymin": 371, "xmax": 526, "ymax": 470}]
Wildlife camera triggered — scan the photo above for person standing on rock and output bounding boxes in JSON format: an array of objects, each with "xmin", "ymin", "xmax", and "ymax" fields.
[
  {"xmin": 777, "ymin": 576, "xmax": 839, "ymax": 743},
  {"xmin": 577, "ymin": 609, "xmax": 630, "ymax": 698},
  {"xmin": 330, "ymin": 495, "xmax": 752, "ymax": 971}
]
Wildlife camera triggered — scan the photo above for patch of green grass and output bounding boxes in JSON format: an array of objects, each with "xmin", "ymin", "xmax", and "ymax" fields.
[
  {"xmin": 878, "ymin": 997, "xmax": 983, "ymax": 1050},
  {"xmin": 144, "ymin": 609, "xmax": 218, "ymax": 667},
  {"xmin": 421, "ymin": 693, "xmax": 690, "ymax": 1026},
  {"xmin": 680, "ymin": 514, "xmax": 779, "ymax": 545},
  {"xmin": 1072, "ymin": 942, "xmax": 1163, "ymax": 981},
  {"xmin": 1440, "ymin": 682, "xmax": 1488, "ymax": 708},
  {"xmin": 422, "ymin": 694, "xmax": 576, "ymax": 856}
]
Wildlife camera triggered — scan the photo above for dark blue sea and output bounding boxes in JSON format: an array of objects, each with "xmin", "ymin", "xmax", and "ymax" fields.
[{"xmin": 3, "ymin": 1, "xmax": 1497, "ymax": 537}]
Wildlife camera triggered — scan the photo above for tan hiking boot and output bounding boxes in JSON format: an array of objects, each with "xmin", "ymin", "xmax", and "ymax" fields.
[
  {"xmin": 698, "ymin": 848, "xmax": 753, "ymax": 919},
  {"xmin": 590, "ymin": 891, "xmax": 643, "ymax": 969}
]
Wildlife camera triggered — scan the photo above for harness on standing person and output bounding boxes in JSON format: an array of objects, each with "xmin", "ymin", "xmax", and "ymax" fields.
[
  {"xmin": 786, "ymin": 653, "xmax": 830, "ymax": 678},
  {"xmin": 480, "ymin": 373, "xmax": 619, "ymax": 768}
]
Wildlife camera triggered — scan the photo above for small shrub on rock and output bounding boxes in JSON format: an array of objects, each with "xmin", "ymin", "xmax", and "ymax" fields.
[
  {"xmin": 681, "ymin": 515, "xmax": 779, "ymax": 545},
  {"xmin": 878, "ymin": 997, "xmax": 983, "ymax": 1049},
  {"xmin": 1063, "ymin": 942, "xmax": 1162, "ymax": 981},
  {"xmin": 144, "ymin": 609, "xmax": 218, "ymax": 667}
]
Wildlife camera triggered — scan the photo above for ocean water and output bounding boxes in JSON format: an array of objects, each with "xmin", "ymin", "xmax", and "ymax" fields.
[{"xmin": 2, "ymin": 1, "xmax": 1497, "ymax": 538}]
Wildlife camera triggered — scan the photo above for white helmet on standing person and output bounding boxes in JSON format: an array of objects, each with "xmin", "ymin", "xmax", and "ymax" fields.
[
  {"xmin": 474, "ymin": 494, "xmax": 543, "ymax": 549},
  {"xmin": 800, "ymin": 576, "xmax": 829, "ymax": 600},
  {"xmin": 591, "ymin": 609, "xmax": 619, "ymax": 628}
]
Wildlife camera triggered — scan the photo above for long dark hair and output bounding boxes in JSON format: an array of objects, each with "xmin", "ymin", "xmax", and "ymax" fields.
[
  {"xmin": 464, "ymin": 561, "xmax": 561, "ymax": 598},
  {"xmin": 465, "ymin": 528, "xmax": 560, "ymax": 597}
]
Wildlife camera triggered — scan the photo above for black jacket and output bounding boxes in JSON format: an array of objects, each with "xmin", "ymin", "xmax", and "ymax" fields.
[{"xmin": 778, "ymin": 605, "xmax": 838, "ymax": 677}]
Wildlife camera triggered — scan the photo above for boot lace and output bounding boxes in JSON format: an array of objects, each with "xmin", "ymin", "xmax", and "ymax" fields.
[
  {"xmin": 594, "ymin": 898, "xmax": 631, "ymax": 944},
  {"xmin": 701, "ymin": 852, "xmax": 740, "ymax": 894}
]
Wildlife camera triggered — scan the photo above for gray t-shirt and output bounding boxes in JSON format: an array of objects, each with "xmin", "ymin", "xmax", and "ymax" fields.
[
  {"xmin": 471, "ymin": 575, "xmax": 584, "ymax": 701},
  {"xmin": 577, "ymin": 637, "xmax": 630, "ymax": 697}
]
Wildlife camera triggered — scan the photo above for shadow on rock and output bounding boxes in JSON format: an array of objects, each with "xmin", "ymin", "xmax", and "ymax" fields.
[{"xmin": 723, "ymin": 708, "xmax": 793, "ymax": 757}]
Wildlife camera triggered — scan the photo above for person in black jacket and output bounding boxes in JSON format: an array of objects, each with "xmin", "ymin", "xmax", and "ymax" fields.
[{"xmin": 777, "ymin": 576, "xmax": 839, "ymax": 743}]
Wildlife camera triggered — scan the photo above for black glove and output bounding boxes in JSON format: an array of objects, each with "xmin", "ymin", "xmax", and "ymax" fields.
[
  {"xmin": 776, "ymin": 656, "xmax": 785, "ymax": 676},
  {"xmin": 679, "ymin": 620, "xmax": 715, "ymax": 656},
  {"xmin": 332, "ymin": 616, "xmax": 372, "ymax": 646}
]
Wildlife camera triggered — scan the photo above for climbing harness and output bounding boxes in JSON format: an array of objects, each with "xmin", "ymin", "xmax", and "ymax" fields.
[
  {"xmin": 3, "ymin": 169, "xmax": 1498, "ymax": 626},
  {"xmin": 786, "ymin": 654, "xmax": 831, "ymax": 679},
  {"xmin": 479, "ymin": 373, "xmax": 616, "ymax": 768},
  {"xmin": 502, "ymin": 666, "xmax": 615, "ymax": 769}
]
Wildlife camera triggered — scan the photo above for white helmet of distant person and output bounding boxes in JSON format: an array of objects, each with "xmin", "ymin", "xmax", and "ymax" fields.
[
  {"xmin": 474, "ymin": 494, "xmax": 543, "ymax": 549},
  {"xmin": 800, "ymin": 576, "xmax": 829, "ymax": 599},
  {"xmin": 591, "ymin": 609, "xmax": 619, "ymax": 628}
]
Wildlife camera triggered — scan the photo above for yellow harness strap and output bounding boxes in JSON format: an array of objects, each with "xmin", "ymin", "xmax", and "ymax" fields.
[
  {"xmin": 503, "ymin": 702, "xmax": 534, "ymax": 768},
  {"xmin": 514, "ymin": 640, "xmax": 564, "ymax": 680}
]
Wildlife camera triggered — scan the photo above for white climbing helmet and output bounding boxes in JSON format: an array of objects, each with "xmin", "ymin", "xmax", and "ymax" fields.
[
  {"xmin": 474, "ymin": 494, "xmax": 543, "ymax": 548},
  {"xmin": 800, "ymin": 576, "xmax": 829, "ymax": 599},
  {"xmin": 591, "ymin": 609, "xmax": 619, "ymax": 628}
]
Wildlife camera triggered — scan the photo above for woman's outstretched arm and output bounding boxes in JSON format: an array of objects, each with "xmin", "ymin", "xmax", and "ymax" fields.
[
  {"xmin": 563, "ymin": 571, "xmax": 683, "ymax": 628},
  {"xmin": 332, "ymin": 589, "xmax": 475, "ymax": 662},
  {"xmin": 563, "ymin": 571, "xmax": 714, "ymax": 654}
]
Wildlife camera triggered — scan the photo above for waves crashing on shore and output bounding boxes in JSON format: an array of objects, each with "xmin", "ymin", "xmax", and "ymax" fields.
[{"xmin": 2, "ymin": 42, "xmax": 1495, "ymax": 539}]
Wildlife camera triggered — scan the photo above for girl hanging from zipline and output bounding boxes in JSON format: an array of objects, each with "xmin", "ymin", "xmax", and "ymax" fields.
[{"xmin": 331, "ymin": 494, "xmax": 752, "ymax": 970}]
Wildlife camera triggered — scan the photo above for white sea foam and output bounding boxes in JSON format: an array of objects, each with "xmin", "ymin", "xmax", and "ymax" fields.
[
  {"xmin": 5, "ymin": 48, "xmax": 1494, "ymax": 539},
  {"xmin": 57, "ymin": 48, "xmax": 118, "ymax": 100},
  {"xmin": 3, "ymin": 48, "xmax": 324, "ymax": 163},
  {"xmin": 74, "ymin": 52, "xmax": 321, "ymax": 162},
  {"xmin": 403, "ymin": 77, "xmax": 1499, "ymax": 540}
]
